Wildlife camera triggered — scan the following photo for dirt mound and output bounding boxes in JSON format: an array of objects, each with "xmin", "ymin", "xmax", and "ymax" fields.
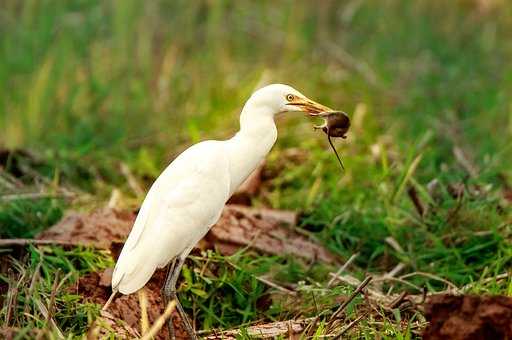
[
  {"xmin": 37, "ymin": 208, "xmax": 136, "ymax": 248},
  {"xmin": 206, "ymin": 205, "xmax": 338, "ymax": 263},
  {"xmin": 423, "ymin": 294, "xmax": 512, "ymax": 340},
  {"xmin": 78, "ymin": 269, "xmax": 188, "ymax": 339},
  {"xmin": 37, "ymin": 206, "xmax": 338, "ymax": 263}
]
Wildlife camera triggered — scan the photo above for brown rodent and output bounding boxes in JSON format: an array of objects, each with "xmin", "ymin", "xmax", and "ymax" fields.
[
  {"xmin": 314, "ymin": 111, "xmax": 350, "ymax": 171},
  {"xmin": 316, "ymin": 111, "xmax": 350, "ymax": 138}
]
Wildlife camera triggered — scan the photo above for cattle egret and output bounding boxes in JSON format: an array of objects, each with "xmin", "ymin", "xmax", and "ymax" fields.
[{"xmin": 108, "ymin": 84, "xmax": 339, "ymax": 339}]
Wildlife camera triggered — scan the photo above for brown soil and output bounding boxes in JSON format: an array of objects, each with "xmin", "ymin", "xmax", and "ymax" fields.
[
  {"xmin": 37, "ymin": 208, "xmax": 136, "ymax": 249},
  {"xmin": 206, "ymin": 205, "xmax": 339, "ymax": 264},
  {"xmin": 78, "ymin": 268, "xmax": 189, "ymax": 339},
  {"xmin": 423, "ymin": 294, "xmax": 512, "ymax": 340},
  {"xmin": 37, "ymin": 205, "xmax": 338, "ymax": 264}
]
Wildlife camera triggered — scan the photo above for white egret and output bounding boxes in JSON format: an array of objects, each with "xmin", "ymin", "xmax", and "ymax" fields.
[{"xmin": 108, "ymin": 84, "xmax": 345, "ymax": 339}]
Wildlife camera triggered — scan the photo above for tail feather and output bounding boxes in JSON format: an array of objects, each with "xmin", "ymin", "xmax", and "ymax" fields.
[{"xmin": 112, "ymin": 248, "xmax": 159, "ymax": 294}]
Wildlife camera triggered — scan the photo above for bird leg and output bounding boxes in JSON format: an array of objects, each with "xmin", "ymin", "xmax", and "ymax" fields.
[
  {"xmin": 162, "ymin": 253, "xmax": 197, "ymax": 340},
  {"xmin": 163, "ymin": 259, "xmax": 177, "ymax": 340}
]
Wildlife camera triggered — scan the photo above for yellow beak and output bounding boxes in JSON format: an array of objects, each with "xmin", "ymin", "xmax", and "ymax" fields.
[{"xmin": 288, "ymin": 97, "xmax": 333, "ymax": 116}]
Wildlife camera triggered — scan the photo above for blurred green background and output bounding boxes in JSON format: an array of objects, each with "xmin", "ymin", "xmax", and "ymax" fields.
[
  {"xmin": 2, "ymin": 0, "xmax": 509, "ymax": 177},
  {"xmin": 1, "ymin": 0, "xmax": 512, "ymax": 336},
  {"xmin": 1, "ymin": 0, "xmax": 511, "ymax": 206}
]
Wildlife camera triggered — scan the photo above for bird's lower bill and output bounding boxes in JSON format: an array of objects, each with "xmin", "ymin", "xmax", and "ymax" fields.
[{"xmin": 287, "ymin": 98, "xmax": 333, "ymax": 116}]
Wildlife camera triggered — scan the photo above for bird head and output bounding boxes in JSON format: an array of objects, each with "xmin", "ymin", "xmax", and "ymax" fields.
[{"xmin": 245, "ymin": 84, "xmax": 333, "ymax": 117}]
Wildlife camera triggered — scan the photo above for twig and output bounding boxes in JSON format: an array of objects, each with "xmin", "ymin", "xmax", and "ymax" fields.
[
  {"xmin": 328, "ymin": 273, "xmax": 363, "ymax": 287},
  {"xmin": 203, "ymin": 317, "xmax": 316, "ymax": 339},
  {"xmin": 461, "ymin": 272, "xmax": 510, "ymax": 292},
  {"xmin": 385, "ymin": 237, "xmax": 404, "ymax": 253},
  {"xmin": 399, "ymin": 272, "xmax": 460, "ymax": 292},
  {"xmin": 327, "ymin": 273, "xmax": 402, "ymax": 308},
  {"xmin": 327, "ymin": 253, "xmax": 359, "ymax": 288},
  {"xmin": 120, "ymin": 163, "xmax": 144, "ymax": 197},
  {"xmin": 139, "ymin": 300, "xmax": 176, "ymax": 340},
  {"xmin": 0, "ymin": 238, "xmax": 87, "ymax": 247},
  {"xmin": 256, "ymin": 276, "xmax": 296, "ymax": 296},
  {"xmin": 138, "ymin": 289, "xmax": 150, "ymax": 335},
  {"xmin": 329, "ymin": 276, "xmax": 372, "ymax": 321},
  {"xmin": 407, "ymin": 185, "xmax": 425, "ymax": 217},
  {"xmin": 376, "ymin": 262, "xmax": 408, "ymax": 295},
  {"xmin": 385, "ymin": 262, "xmax": 406, "ymax": 278},
  {"xmin": 373, "ymin": 276, "xmax": 422, "ymax": 292},
  {"xmin": 387, "ymin": 291, "xmax": 408, "ymax": 309},
  {"xmin": 333, "ymin": 312, "xmax": 369, "ymax": 339},
  {"xmin": 108, "ymin": 188, "xmax": 123, "ymax": 209}
]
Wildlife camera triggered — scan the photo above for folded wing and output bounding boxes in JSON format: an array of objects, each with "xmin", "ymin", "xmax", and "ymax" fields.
[{"xmin": 112, "ymin": 141, "xmax": 231, "ymax": 294}]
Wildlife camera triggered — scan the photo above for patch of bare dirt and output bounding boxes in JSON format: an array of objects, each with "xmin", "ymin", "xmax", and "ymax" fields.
[
  {"xmin": 206, "ymin": 205, "xmax": 339, "ymax": 264},
  {"xmin": 37, "ymin": 205, "xmax": 338, "ymax": 263},
  {"xmin": 77, "ymin": 268, "xmax": 188, "ymax": 339},
  {"xmin": 37, "ymin": 208, "xmax": 135, "ymax": 249},
  {"xmin": 423, "ymin": 294, "xmax": 512, "ymax": 340}
]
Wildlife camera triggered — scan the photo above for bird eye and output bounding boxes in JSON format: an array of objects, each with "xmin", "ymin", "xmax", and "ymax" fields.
[{"xmin": 286, "ymin": 94, "xmax": 295, "ymax": 101}]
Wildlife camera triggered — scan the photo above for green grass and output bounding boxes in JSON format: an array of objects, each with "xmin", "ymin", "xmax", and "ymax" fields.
[
  {"xmin": 1, "ymin": 245, "xmax": 112, "ymax": 338},
  {"xmin": 0, "ymin": 198, "xmax": 64, "ymax": 238},
  {"xmin": 1, "ymin": 0, "xmax": 512, "ymax": 338}
]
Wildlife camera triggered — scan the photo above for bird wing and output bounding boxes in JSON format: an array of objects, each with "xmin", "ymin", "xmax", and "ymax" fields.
[{"xmin": 112, "ymin": 140, "xmax": 231, "ymax": 294}]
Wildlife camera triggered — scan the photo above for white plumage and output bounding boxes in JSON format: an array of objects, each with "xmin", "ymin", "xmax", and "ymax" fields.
[
  {"xmin": 112, "ymin": 141, "xmax": 231, "ymax": 293},
  {"xmin": 112, "ymin": 83, "xmax": 332, "ymax": 295}
]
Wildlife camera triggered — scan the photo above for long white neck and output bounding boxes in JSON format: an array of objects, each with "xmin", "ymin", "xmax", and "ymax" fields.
[{"xmin": 225, "ymin": 106, "xmax": 277, "ymax": 195}]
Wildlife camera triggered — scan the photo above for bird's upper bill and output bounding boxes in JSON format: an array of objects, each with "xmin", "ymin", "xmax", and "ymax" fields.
[{"xmin": 284, "ymin": 95, "xmax": 333, "ymax": 116}]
